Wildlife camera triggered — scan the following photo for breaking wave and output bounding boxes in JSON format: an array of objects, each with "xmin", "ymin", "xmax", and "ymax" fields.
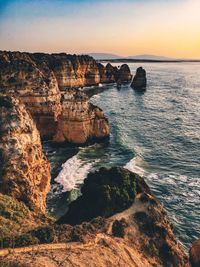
[
  {"xmin": 55, "ymin": 155, "xmax": 94, "ymax": 192},
  {"xmin": 124, "ymin": 155, "xmax": 147, "ymax": 177}
]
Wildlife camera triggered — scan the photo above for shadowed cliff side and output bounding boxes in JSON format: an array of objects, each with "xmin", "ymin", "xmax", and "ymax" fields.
[{"xmin": 0, "ymin": 95, "xmax": 51, "ymax": 213}]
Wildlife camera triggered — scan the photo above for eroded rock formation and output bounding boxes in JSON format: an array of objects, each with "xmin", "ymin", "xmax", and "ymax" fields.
[
  {"xmin": 131, "ymin": 66, "xmax": 147, "ymax": 90},
  {"xmin": 115, "ymin": 64, "xmax": 133, "ymax": 84},
  {"xmin": 54, "ymin": 90, "xmax": 109, "ymax": 144},
  {"xmin": 0, "ymin": 95, "xmax": 51, "ymax": 213}
]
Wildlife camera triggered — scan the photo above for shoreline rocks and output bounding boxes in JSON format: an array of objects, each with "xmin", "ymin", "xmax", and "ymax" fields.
[{"xmin": 131, "ymin": 66, "xmax": 147, "ymax": 90}]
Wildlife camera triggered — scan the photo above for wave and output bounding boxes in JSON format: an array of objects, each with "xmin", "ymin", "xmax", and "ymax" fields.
[
  {"xmin": 124, "ymin": 155, "xmax": 146, "ymax": 177},
  {"xmin": 55, "ymin": 155, "xmax": 95, "ymax": 192}
]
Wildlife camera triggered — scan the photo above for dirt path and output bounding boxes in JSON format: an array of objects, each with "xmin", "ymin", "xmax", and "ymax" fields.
[{"xmin": 0, "ymin": 233, "xmax": 108, "ymax": 257}]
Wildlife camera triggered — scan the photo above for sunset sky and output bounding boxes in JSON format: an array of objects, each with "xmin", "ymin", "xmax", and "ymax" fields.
[{"xmin": 0, "ymin": 0, "xmax": 199, "ymax": 58}]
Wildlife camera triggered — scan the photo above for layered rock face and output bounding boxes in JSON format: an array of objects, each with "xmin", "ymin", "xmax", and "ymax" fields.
[
  {"xmin": 0, "ymin": 51, "xmax": 131, "ymax": 143},
  {"xmin": 54, "ymin": 90, "xmax": 109, "ymax": 144},
  {"xmin": 0, "ymin": 51, "xmax": 62, "ymax": 139},
  {"xmin": 0, "ymin": 95, "xmax": 51, "ymax": 213},
  {"xmin": 131, "ymin": 66, "xmax": 147, "ymax": 90},
  {"xmin": 40, "ymin": 53, "xmax": 101, "ymax": 89}
]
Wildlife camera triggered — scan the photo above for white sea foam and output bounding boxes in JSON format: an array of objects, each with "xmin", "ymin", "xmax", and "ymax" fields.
[
  {"xmin": 55, "ymin": 155, "xmax": 94, "ymax": 192},
  {"xmin": 124, "ymin": 155, "xmax": 145, "ymax": 177}
]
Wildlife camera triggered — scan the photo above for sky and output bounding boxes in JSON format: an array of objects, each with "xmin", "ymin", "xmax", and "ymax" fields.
[{"xmin": 0, "ymin": 0, "xmax": 200, "ymax": 58}]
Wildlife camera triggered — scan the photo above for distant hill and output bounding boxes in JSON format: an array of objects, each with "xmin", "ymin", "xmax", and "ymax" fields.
[
  {"xmin": 88, "ymin": 53, "xmax": 176, "ymax": 61},
  {"xmin": 126, "ymin": 54, "xmax": 175, "ymax": 61},
  {"xmin": 88, "ymin": 53, "xmax": 122, "ymax": 60}
]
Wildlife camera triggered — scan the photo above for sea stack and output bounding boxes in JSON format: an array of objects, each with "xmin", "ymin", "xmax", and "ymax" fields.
[{"xmin": 131, "ymin": 67, "xmax": 147, "ymax": 90}]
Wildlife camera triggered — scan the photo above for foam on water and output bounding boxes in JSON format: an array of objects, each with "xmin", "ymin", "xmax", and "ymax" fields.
[
  {"xmin": 124, "ymin": 156, "xmax": 145, "ymax": 177},
  {"xmin": 55, "ymin": 155, "xmax": 94, "ymax": 192}
]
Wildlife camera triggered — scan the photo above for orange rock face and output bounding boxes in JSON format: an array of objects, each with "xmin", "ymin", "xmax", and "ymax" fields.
[
  {"xmin": 0, "ymin": 95, "xmax": 51, "ymax": 213},
  {"xmin": 0, "ymin": 51, "xmax": 62, "ymax": 139},
  {"xmin": 54, "ymin": 90, "xmax": 109, "ymax": 144},
  {"xmin": 190, "ymin": 239, "xmax": 200, "ymax": 267},
  {"xmin": 0, "ymin": 51, "xmax": 134, "ymax": 143}
]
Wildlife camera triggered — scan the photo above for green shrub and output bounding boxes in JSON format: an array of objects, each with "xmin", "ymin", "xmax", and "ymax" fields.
[
  {"xmin": 30, "ymin": 226, "xmax": 55, "ymax": 243},
  {"xmin": 0, "ymin": 194, "xmax": 30, "ymax": 239},
  {"xmin": 58, "ymin": 167, "xmax": 149, "ymax": 225},
  {"xmin": 112, "ymin": 218, "xmax": 128, "ymax": 237},
  {"xmin": 0, "ymin": 96, "xmax": 13, "ymax": 108},
  {"xmin": 0, "ymin": 233, "xmax": 39, "ymax": 248}
]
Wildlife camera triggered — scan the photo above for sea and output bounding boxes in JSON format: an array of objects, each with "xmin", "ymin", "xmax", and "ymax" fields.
[{"xmin": 44, "ymin": 62, "xmax": 200, "ymax": 251}]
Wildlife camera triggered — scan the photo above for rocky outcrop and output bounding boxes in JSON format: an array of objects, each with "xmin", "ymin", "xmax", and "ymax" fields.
[
  {"xmin": 115, "ymin": 64, "xmax": 132, "ymax": 84},
  {"xmin": 0, "ymin": 167, "xmax": 189, "ymax": 266},
  {"xmin": 98, "ymin": 63, "xmax": 132, "ymax": 84},
  {"xmin": 29, "ymin": 53, "xmax": 101, "ymax": 90},
  {"xmin": 53, "ymin": 90, "xmax": 109, "ymax": 144},
  {"xmin": 98, "ymin": 63, "xmax": 118, "ymax": 83},
  {"xmin": 57, "ymin": 167, "xmax": 149, "ymax": 225},
  {"xmin": 189, "ymin": 239, "xmax": 200, "ymax": 267},
  {"xmin": 131, "ymin": 66, "xmax": 147, "ymax": 90},
  {"xmin": 0, "ymin": 95, "xmax": 51, "ymax": 213}
]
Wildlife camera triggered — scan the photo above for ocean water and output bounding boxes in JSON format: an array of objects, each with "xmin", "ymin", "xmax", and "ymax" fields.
[{"xmin": 46, "ymin": 62, "xmax": 200, "ymax": 251}]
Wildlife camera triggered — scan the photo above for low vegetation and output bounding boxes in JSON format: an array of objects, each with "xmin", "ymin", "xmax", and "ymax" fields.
[{"xmin": 58, "ymin": 167, "xmax": 150, "ymax": 225}]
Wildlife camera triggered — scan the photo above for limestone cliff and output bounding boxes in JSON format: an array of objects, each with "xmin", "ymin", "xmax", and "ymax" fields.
[
  {"xmin": 32, "ymin": 53, "xmax": 101, "ymax": 90},
  {"xmin": 0, "ymin": 95, "xmax": 51, "ymax": 213},
  {"xmin": 0, "ymin": 51, "xmax": 114, "ymax": 142},
  {"xmin": 53, "ymin": 90, "xmax": 109, "ymax": 144},
  {"xmin": 0, "ymin": 51, "xmax": 62, "ymax": 139}
]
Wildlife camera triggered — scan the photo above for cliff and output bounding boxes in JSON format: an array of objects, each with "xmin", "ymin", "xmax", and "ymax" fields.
[
  {"xmin": 0, "ymin": 95, "xmax": 51, "ymax": 213},
  {"xmin": 54, "ymin": 90, "xmax": 109, "ymax": 144},
  {"xmin": 0, "ymin": 51, "xmax": 62, "ymax": 139},
  {"xmin": 0, "ymin": 168, "xmax": 189, "ymax": 267},
  {"xmin": 0, "ymin": 51, "xmax": 117, "ymax": 143}
]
